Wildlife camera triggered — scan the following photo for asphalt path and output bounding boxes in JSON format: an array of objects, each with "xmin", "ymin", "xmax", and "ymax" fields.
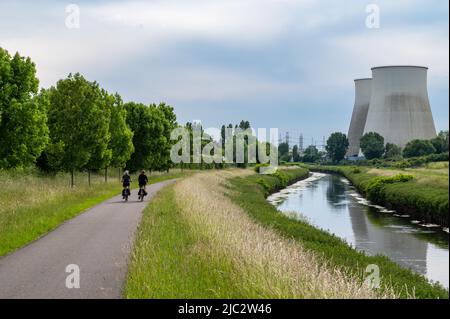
[{"xmin": 0, "ymin": 179, "xmax": 176, "ymax": 299}]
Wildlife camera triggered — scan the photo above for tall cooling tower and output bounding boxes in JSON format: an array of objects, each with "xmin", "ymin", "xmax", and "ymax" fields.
[
  {"xmin": 363, "ymin": 66, "xmax": 436, "ymax": 148},
  {"xmin": 347, "ymin": 78, "xmax": 372, "ymax": 157}
]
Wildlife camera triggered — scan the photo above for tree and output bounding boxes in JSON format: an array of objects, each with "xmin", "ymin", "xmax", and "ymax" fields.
[
  {"xmin": 154, "ymin": 103, "xmax": 177, "ymax": 172},
  {"xmin": 292, "ymin": 145, "xmax": 301, "ymax": 162},
  {"xmin": 124, "ymin": 102, "xmax": 167, "ymax": 172},
  {"xmin": 278, "ymin": 142, "xmax": 289, "ymax": 157},
  {"xmin": 0, "ymin": 48, "xmax": 49, "ymax": 168},
  {"xmin": 302, "ymin": 145, "xmax": 320, "ymax": 163},
  {"xmin": 108, "ymin": 93, "xmax": 134, "ymax": 177},
  {"xmin": 46, "ymin": 73, "xmax": 111, "ymax": 186},
  {"xmin": 360, "ymin": 132, "xmax": 385, "ymax": 159},
  {"xmin": 83, "ymin": 88, "xmax": 112, "ymax": 184},
  {"xmin": 326, "ymin": 132, "xmax": 349, "ymax": 163},
  {"xmin": 384, "ymin": 143, "xmax": 402, "ymax": 159},
  {"xmin": 403, "ymin": 139, "xmax": 436, "ymax": 158},
  {"xmin": 431, "ymin": 130, "xmax": 449, "ymax": 154}
]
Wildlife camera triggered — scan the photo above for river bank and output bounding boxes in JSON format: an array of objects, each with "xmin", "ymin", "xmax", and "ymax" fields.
[
  {"xmin": 229, "ymin": 167, "xmax": 448, "ymax": 298},
  {"xmin": 306, "ymin": 165, "xmax": 448, "ymax": 228}
]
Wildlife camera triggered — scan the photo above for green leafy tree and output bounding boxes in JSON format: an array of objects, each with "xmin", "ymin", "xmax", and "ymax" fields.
[
  {"xmin": 0, "ymin": 48, "xmax": 49, "ymax": 168},
  {"xmin": 384, "ymin": 143, "xmax": 402, "ymax": 159},
  {"xmin": 83, "ymin": 88, "xmax": 113, "ymax": 184},
  {"xmin": 431, "ymin": 130, "xmax": 449, "ymax": 154},
  {"xmin": 108, "ymin": 93, "xmax": 134, "ymax": 175},
  {"xmin": 278, "ymin": 142, "xmax": 289, "ymax": 157},
  {"xmin": 124, "ymin": 102, "xmax": 167, "ymax": 172},
  {"xmin": 292, "ymin": 145, "xmax": 300, "ymax": 162},
  {"xmin": 302, "ymin": 145, "xmax": 320, "ymax": 163},
  {"xmin": 360, "ymin": 132, "xmax": 385, "ymax": 159},
  {"xmin": 326, "ymin": 132, "xmax": 349, "ymax": 163},
  {"xmin": 154, "ymin": 103, "xmax": 177, "ymax": 172},
  {"xmin": 403, "ymin": 139, "xmax": 436, "ymax": 158},
  {"xmin": 46, "ymin": 73, "xmax": 111, "ymax": 186}
]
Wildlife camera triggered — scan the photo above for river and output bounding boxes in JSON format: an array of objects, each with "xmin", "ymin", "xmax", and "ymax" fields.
[{"xmin": 267, "ymin": 172, "xmax": 449, "ymax": 288}]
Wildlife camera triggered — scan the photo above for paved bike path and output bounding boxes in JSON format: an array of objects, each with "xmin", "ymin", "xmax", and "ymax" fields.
[{"xmin": 0, "ymin": 179, "xmax": 176, "ymax": 299}]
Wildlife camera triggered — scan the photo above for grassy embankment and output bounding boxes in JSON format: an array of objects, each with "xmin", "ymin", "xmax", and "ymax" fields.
[
  {"xmin": 124, "ymin": 167, "xmax": 447, "ymax": 299},
  {"xmin": 0, "ymin": 169, "xmax": 185, "ymax": 257},
  {"xmin": 229, "ymin": 167, "xmax": 448, "ymax": 299},
  {"xmin": 306, "ymin": 163, "xmax": 449, "ymax": 227}
]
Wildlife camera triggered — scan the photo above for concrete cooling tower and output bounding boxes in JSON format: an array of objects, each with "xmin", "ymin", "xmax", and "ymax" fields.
[
  {"xmin": 346, "ymin": 78, "xmax": 372, "ymax": 157},
  {"xmin": 363, "ymin": 66, "xmax": 436, "ymax": 148}
]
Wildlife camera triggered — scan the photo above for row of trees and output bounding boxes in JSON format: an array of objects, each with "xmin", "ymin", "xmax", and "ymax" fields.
[
  {"xmin": 276, "ymin": 129, "xmax": 449, "ymax": 165},
  {"xmin": 0, "ymin": 48, "xmax": 177, "ymax": 185},
  {"xmin": 359, "ymin": 131, "xmax": 449, "ymax": 160}
]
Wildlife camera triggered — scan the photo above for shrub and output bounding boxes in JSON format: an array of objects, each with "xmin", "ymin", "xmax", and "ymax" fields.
[{"xmin": 403, "ymin": 139, "xmax": 436, "ymax": 158}]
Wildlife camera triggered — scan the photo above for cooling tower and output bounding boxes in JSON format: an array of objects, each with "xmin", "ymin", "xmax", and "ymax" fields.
[
  {"xmin": 363, "ymin": 66, "xmax": 436, "ymax": 148},
  {"xmin": 346, "ymin": 78, "xmax": 372, "ymax": 157}
]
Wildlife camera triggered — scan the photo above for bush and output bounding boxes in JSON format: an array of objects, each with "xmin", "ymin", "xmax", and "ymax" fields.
[
  {"xmin": 403, "ymin": 139, "xmax": 436, "ymax": 158},
  {"xmin": 360, "ymin": 132, "xmax": 385, "ymax": 159}
]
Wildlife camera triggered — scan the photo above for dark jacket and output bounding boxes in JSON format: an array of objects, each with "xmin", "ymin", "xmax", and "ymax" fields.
[{"xmin": 138, "ymin": 174, "xmax": 148, "ymax": 185}]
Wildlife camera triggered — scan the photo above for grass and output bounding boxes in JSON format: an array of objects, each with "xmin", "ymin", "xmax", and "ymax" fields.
[
  {"xmin": 228, "ymin": 168, "xmax": 449, "ymax": 299},
  {"xmin": 125, "ymin": 169, "xmax": 392, "ymax": 299},
  {"xmin": 0, "ymin": 168, "xmax": 185, "ymax": 257},
  {"xmin": 307, "ymin": 164, "xmax": 449, "ymax": 227}
]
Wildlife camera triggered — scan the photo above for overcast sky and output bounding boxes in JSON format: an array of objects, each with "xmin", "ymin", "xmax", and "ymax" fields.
[{"xmin": 1, "ymin": 0, "xmax": 448, "ymax": 144}]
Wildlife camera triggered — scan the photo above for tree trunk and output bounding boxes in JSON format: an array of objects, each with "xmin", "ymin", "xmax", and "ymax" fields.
[
  {"xmin": 105, "ymin": 167, "xmax": 108, "ymax": 183},
  {"xmin": 71, "ymin": 169, "xmax": 74, "ymax": 188},
  {"xmin": 88, "ymin": 170, "xmax": 91, "ymax": 186},
  {"xmin": 118, "ymin": 167, "xmax": 121, "ymax": 181}
]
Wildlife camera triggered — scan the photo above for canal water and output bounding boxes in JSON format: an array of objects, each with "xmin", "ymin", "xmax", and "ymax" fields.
[{"xmin": 267, "ymin": 172, "xmax": 449, "ymax": 288}]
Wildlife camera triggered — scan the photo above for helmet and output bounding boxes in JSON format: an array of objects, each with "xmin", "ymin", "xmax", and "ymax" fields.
[{"xmin": 124, "ymin": 170, "xmax": 129, "ymax": 175}]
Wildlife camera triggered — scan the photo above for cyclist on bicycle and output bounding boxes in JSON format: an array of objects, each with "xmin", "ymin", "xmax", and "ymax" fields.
[
  {"xmin": 122, "ymin": 170, "xmax": 132, "ymax": 199},
  {"xmin": 138, "ymin": 170, "xmax": 148, "ymax": 197}
]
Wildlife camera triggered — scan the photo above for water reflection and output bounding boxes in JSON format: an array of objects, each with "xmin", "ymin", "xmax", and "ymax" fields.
[{"xmin": 268, "ymin": 173, "xmax": 449, "ymax": 288}]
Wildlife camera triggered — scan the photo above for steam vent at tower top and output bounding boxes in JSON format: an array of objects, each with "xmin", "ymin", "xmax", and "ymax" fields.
[{"xmin": 347, "ymin": 66, "xmax": 437, "ymax": 158}]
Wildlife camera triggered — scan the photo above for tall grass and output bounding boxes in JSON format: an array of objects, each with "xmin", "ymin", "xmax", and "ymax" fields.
[
  {"xmin": 125, "ymin": 169, "xmax": 390, "ymax": 299},
  {"xmin": 0, "ymin": 168, "xmax": 184, "ymax": 257}
]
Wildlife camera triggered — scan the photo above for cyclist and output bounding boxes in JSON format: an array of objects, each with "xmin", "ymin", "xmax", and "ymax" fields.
[
  {"xmin": 138, "ymin": 170, "xmax": 148, "ymax": 197},
  {"xmin": 122, "ymin": 170, "xmax": 132, "ymax": 199}
]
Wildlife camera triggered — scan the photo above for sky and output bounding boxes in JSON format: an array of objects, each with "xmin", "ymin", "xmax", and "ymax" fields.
[{"xmin": 0, "ymin": 0, "xmax": 448, "ymax": 145}]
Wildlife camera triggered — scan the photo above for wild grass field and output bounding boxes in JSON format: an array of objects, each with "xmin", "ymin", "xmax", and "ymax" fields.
[{"xmin": 0, "ymin": 168, "xmax": 185, "ymax": 257}]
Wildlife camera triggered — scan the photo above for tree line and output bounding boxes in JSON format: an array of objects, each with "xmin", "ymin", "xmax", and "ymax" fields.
[
  {"xmin": 278, "ymin": 130, "xmax": 449, "ymax": 164},
  {"xmin": 0, "ymin": 48, "xmax": 177, "ymax": 186}
]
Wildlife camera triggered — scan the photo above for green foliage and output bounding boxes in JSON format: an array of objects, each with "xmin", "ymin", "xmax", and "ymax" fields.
[
  {"xmin": 365, "ymin": 174, "xmax": 414, "ymax": 202},
  {"xmin": 292, "ymin": 145, "xmax": 301, "ymax": 162},
  {"xmin": 108, "ymin": 93, "xmax": 134, "ymax": 168},
  {"xmin": 326, "ymin": 132, "xmax": 349, "ymax": 163},
  {"xmin": 302, "ymin": 145, "xmax": 320, "ymax": 163},
  {"xmin": 125, "ymin": 102, "xmax": 173, "ymax": 172},
  {"xmin": 430, "ymin": 131, "xmax": 449, "ymax": 154},
  {"xmin": 360, "ymin": 132, "xmax": 385, "ymax": 159},
  {"xmin": 0, "ymin": 48, "xmax": 49, "ymax": 168},
  {"xmin": 278, "ymin": 142, "xmax": 289, "ymax": 157},
  {"xmin": 45, "ymin": 73, "xmax": 110, "ymax": 175},
  {"xmin": 384, "ymin": 143, "xmax": 402, "ymax": 159},
  {"xmin": 403, "ymin": 139, "xmax": 436, "ymax": 158}
]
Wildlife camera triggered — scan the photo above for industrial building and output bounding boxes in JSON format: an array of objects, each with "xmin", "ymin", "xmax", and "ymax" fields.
[
  {"xmin": 347, "ymin": 65, "xmax": 437, "ymax": 157},
  {"xmin": 346, "ymin": 78, "xmax": 372, "ymax": 158}
]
